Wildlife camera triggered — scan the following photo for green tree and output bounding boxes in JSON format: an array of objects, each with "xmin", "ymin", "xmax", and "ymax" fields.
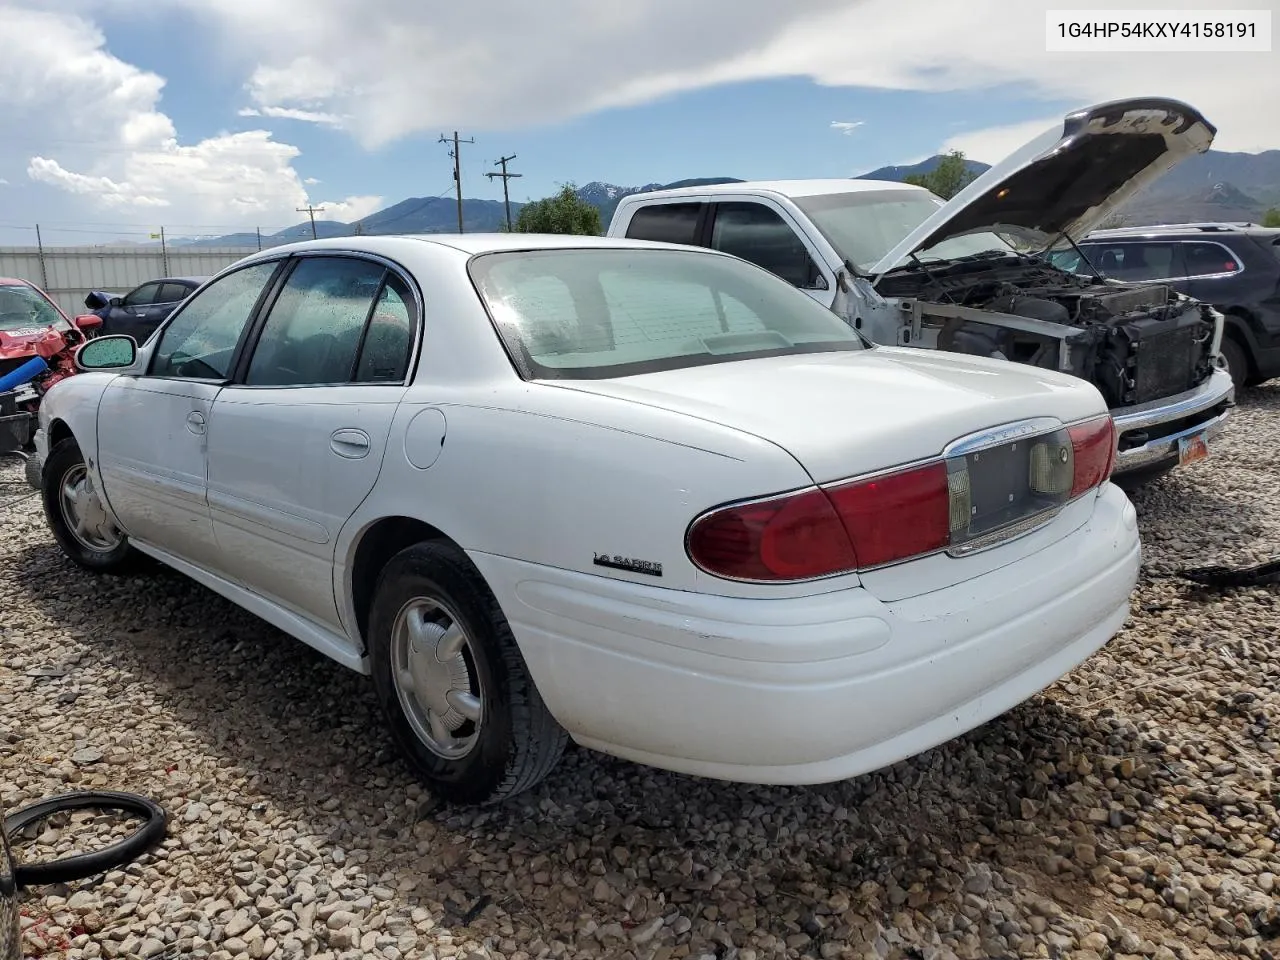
[
  {"xmin": 1263, "ymin": 207, "xmax": 1280, "ymax": 228},
  {"xmin": 904, "ymin": 150, "xmax": 979, "ymax": 200},
  {"xmin": 511, "ymin": 184, "xmax": 602, "ymax": 235}
]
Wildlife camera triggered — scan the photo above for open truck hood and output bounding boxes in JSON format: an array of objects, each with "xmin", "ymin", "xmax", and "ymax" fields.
[{"xmin": 868, "ymin": 97, "xmax": 1216, "ymax": 277}]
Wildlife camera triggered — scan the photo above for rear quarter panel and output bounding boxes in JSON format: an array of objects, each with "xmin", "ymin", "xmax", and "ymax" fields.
[{"xmin": 335, "ymin": 381, "xmax": 853, "ymax": 604}]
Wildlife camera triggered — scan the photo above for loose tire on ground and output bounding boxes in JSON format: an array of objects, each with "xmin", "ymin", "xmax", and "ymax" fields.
[
  {"xmin": 367, "ymin": 540, "xmax": 569, "ymax": 806},
  {"xmin": 41, "ymin": 437, "xmax": 145, "ymax": 574}
]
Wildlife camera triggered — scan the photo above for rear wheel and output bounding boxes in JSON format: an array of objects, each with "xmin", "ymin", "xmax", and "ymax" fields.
[
  {"xmin": 367, "ymin": 540, "xmax": 568, "ymax": 805},
  {"xmin": 41, "ymin": 438, "xmax": 145, "ymax": 574}
]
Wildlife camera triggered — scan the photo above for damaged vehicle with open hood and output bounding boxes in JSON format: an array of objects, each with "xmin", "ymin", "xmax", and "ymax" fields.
[
  {"xmin": 0, "ymin": 277, "xmax": 102, "ymax": 485},
  {"xmin": 607, "ymin": 98, "xmax": 1235, "ymax": 484}
]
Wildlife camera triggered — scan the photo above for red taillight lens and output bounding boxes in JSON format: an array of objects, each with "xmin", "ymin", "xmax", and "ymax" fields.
[
  {"xmin": 1067, "ymin": 415, "xmax": 1116, "ymax": 497},
  {"xmin": 826, "ymin": 461, "xmax": 951, "ymax": 569},
  {"xmin": 687, "ymin": 488, "xmax": 857, "ymax": 581}
]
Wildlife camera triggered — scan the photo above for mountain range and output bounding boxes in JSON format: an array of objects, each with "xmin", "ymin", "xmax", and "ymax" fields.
[{"xmin": 171, "ymin": 149, "xmax": 1280, "ymax": 248}]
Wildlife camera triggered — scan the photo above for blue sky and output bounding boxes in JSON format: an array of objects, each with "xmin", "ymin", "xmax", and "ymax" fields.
[{"xmin": 0, "ymin": 0, "xmax": 1274, "ymax": 244}]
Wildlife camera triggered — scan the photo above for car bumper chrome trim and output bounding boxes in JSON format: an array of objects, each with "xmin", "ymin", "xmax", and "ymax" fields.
[{"xmin": 1110, "ymin": 367, "xmax": 1234, "ymax": 474}]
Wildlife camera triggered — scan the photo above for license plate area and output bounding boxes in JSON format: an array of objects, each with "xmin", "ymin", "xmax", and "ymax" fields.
[
  {"xmin": 946, "ymin": 427, "xmax": 1076, "ymax": 557},
  {"xmin": 1178, "ymin": 431, "xmax": 1209, "ymax": 466}
]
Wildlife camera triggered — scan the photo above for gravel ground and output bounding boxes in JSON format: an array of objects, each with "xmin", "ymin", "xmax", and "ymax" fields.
[{"xmin": 2, "ymin": 383, "xmax": 1278, "ymax": 960}]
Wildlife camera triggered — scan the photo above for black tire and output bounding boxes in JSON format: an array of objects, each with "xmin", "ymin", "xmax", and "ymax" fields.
[
  {"xmin": 41, "ymin": 437, "xmax": 145, "ymax": 574},
  {"xmin": 367, "ymin": 540, "xmax": 568, "ymax": 806},
  {"xmin": 1220, "ymin": 335, "xmax": 1251, "ymax": 392},
  {"xmin": 23, "ymin": 450, "xmax": 41, "ymax": 491},
  {"xmin": 5, "ymin": 791, "xmax": 167, "ymax": 887}
]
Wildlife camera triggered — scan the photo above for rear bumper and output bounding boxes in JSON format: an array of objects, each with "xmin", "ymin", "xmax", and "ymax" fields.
[
  {"xmin": 470, "ymin": 484, "xmax": 1141, "ymax": 785},
  {"xmin": 1111, "ymin": 366, "xmax": 1234, "ymax": 474}
]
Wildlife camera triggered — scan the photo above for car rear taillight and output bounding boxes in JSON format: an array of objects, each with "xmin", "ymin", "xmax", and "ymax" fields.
[
  {"xmin": 685, "ymin": 487, "xmax": 857, "ymax": 581},
  {"xmin": 824, "ymin": 462, "xmax": 950, "ymax": 569},
  {"xmin": 1067, "ymin": 415, "xmax": 1117, "ymax": 497},
  {"xmin": 686, "ymin": 414, "xmax": 1117, "ymax": 582}
]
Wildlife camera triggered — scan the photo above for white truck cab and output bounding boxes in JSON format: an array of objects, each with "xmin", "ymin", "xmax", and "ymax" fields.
[{"xmin": 606, "ymin": 98, "xmax": 1236, "ymax": 483}]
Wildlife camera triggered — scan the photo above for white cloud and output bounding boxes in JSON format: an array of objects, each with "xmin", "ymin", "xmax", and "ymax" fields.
[
  {"xmin": 238, "ymin": 105, "xmax": 345, "ymax": 127},
  {"xmin": 941, "ymin": 116, "xmax": 1063, "ymax": 165},
  {"xmin": 311, "ymin": 195, "xmax": 383, "ymax": 221},
  {"xmin": 830, "ymin": 120, "xmax": 865, "ymax": 135},
  {"xmin": 304, "ymin": 177, "xmax": 321, "ymax": 185},
  {"xmin": 128, "ymin": 0, "xmax": 1273, "ymax": 154},
  {"xmin": 0, "ymin": 4, "xmax": 372, "ymax": 237},
  {"xmin": 5, "ymin": 0, "xmax": 1276, "ymax": 240}
]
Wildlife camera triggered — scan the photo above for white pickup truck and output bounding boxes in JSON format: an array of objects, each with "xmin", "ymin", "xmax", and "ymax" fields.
[{"xmin": 606, "ymin": 97, "xmax": 1236, "ymax": 484}]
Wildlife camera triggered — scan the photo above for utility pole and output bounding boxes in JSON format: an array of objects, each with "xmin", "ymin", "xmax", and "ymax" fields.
[
  {"xmin": 485, "ymin": 154, "xmax": 523, "ymax": 231},
  {"xmin": 439, "ymin": 130, "xmax": 475, "ymax": 233},
  {"xmin": 296, "ymin": 204, "xmax": 324, "ymax": 239},
  {"xmin": 34, "ymin": 224, "xmax": 48, "ymax": 290}
]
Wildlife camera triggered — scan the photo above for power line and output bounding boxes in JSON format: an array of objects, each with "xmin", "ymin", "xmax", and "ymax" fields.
[
  {"xmin": 438, "ymin": 131, "xmax": 475, "ymax": 233},
  {"xmin": 485, "ymin": 154, "xmax": 523, "ymax": 231}
]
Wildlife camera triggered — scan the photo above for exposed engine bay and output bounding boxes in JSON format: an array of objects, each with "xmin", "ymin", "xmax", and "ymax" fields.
[{"xmin": 876, "ymin": 255, "xmax": 1219, "ymax": 409}]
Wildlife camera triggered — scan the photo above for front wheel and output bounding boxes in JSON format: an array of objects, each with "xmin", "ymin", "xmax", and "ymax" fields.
[
  {"xmin": 367, "ymin": 541, "xmax": 568, "ymax": 806},
  {"xmin": 41, "ymin": 438, "xmax": 144, "ymax": 574},
  {"xmin": 1220, "ymin": 335, "xmax": 1251, "ymax": 392}
]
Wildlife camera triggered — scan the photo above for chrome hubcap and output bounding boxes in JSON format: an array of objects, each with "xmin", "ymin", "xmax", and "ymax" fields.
[
  {"xmin": 391, "ymin": 598, "xmax": 483, "ymax": 760},
  {"xmin": 59, "ymin": 464, "xmax": 123, "ymax": 552}
]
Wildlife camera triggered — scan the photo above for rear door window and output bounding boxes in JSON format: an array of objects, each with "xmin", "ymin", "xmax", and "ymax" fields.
[
  {"xmin": 623, "ymin": 203, "xmax": 704, "ymax": 245},
  {"xmin": 156, "ymin": 282, "xmax": 193, "ymax": 304},
  {"xmin": 1181, "ymin": 241, "xmax": 1241, "ymax": 277}
]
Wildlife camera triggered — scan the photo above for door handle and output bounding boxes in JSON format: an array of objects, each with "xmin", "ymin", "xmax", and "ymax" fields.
[
  {"xmin": 186, "ymin": 411, "xmax": 206, "ymax": 435},
  {"xmin": 330, "ymin": 428, "xmax": 371, "ymax": 459}
]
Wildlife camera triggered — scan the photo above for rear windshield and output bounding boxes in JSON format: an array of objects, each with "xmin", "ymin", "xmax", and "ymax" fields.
[
  {"xmin": 467, "ymin": 247, "xmax": 866, "ymax": 380},
  {"xmin": 0, "ymin": 283, "xmax": 69, "ymax": 333}
]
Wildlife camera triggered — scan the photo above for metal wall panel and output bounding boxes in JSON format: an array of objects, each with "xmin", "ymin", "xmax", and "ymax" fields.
[{"xmin": 0, "ymin": 246, "xmax": 258, "ymax": 315}]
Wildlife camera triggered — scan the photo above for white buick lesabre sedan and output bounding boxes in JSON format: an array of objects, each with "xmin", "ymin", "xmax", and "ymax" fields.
[{"xmin": 34, "ymin": 234, "xmax": 1141, "ymax": 805}]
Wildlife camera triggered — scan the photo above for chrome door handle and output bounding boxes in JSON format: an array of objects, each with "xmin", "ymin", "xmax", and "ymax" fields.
[
  {"xmin": 186, "ymin": 411, "xmax": 206, "ymax": 435},
  {"xmin": 330, "ymin": 428, "xmax": 370, "ymax": 459}
]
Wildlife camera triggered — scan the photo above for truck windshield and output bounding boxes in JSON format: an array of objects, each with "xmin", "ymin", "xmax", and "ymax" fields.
[
  {"xmin": 469, "ymin": 247, "xmax": 866, "ymax": 380},
  {"xmin": 0, "ymin": 284, "xmax": 69, "ymax": 333},
  {"xmin": 791, "ymin": 190, "xmax": 1016, "ymax": 271}
]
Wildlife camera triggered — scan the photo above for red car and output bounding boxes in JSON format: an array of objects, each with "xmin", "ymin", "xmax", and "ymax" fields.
[{"xmin": 0, "ymin": 277, "xmax": 102, "ymax": 479}]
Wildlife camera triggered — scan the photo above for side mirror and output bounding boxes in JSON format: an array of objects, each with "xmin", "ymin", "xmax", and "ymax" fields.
[
  {"xmin": 76, "ymin": 334, "xmax": 137, "ymax": 371},
  {"xmin": 109, "ymin": 296, "xmax": 125, "ymax": 308},
  {"xmin": 83, "ymin": 291, "xmax": 110, "ymax": 310},
  {"xmin": 73, "ymin": 314, "xmax": 103, "ymax": 332}
]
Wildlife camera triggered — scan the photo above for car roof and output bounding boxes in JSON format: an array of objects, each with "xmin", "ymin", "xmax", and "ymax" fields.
[
  {"xmin": 0, "ymin": 277, "xmax": 33, "ymax": 287},
  {"xmin": 1084, "ymin": 222, "xmax": 1280, "ymax": 240},
  {"xmin": 239, "ymin": 232, "xmax": 734, "ymax": 260},
  {"xmin": 616, "ymin": 178, "xmax": 926, "ymax": 202}
]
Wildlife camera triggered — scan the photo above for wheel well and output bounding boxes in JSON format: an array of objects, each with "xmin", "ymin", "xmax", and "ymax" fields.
[
  {"xmin": 48, "ymin": 419, "xmax": 73, "ymax": 448},
  {"xmin": 349, "ymin": 516, "xmax": 453, "ymax": 648},
  {"xmin": 1222, "ymin": 308, "xmax": 1259, "ymax": 376}
]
